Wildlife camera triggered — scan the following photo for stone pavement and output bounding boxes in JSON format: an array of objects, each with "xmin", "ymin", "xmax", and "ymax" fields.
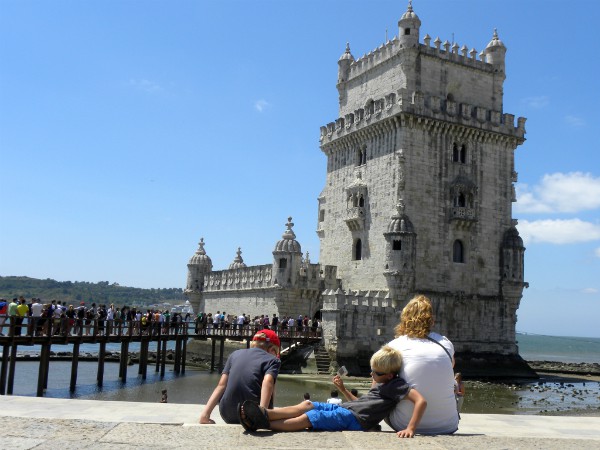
[{"xmin": 1, "ymin": 396, "xmax": 599, "ymax": 449}]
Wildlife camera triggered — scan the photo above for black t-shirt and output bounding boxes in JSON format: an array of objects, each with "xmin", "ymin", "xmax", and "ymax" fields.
[{"xmin": 218, "ymin": 347, "xmax": 280, "ymax": 423}]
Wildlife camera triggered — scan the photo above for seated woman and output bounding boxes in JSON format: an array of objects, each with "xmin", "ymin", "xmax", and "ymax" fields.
[{"xmin": 386, "ymin": 295, "xmax": 459, "ymax": 435}]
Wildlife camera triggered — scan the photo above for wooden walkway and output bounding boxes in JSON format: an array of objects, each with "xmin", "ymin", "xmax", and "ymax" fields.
[{"xmin": 0, "ymin": 318, "xmax": 322, "ymax": 397}]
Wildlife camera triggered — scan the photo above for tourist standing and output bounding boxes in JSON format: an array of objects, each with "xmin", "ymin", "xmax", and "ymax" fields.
[
  {"xmin": 15, "ymin": 297, "xmax": 29, "ymax": 336},
  {"xmin": 0, "ymin": 299, "xmax": 7, "ymax": 336},
  {"xmin": 271, "ymin": 313, "xmax": 279, "ymax": 331},
  {"xmin": 30, "ymin": 298, "xmax": 43, "ymax": 336}
]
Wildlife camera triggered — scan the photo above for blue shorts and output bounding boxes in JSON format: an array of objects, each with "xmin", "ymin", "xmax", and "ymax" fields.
[{"xmin": 305, "ymin": 402, "xmax": 363, "ymax": 431}]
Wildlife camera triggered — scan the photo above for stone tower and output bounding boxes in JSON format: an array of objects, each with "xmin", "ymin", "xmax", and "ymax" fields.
[{"xmin": 318, "ymin": 3, "xmax": 529, "ymax": 373}]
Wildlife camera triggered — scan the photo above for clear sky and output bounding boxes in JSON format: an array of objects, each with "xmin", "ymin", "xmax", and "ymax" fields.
[{"xmin": 1, "ymin": 1, "xmax": 599, "ymax": 338}]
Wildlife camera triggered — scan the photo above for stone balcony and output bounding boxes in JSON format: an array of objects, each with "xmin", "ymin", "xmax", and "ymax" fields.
[
  {"xmin": 345, "ymin": 206, "xmax": 365, "ymax": 231},
  {"xmin": 450, "ymin": 207, "xmax": 477, "ymax": 229}
]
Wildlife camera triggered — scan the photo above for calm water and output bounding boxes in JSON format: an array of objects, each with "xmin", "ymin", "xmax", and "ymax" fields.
[
  {"xmin": 3, "ymin": 333, "xmax": 599, "ymax": 415},
  {"xmin": 516, "ymin": 333, "xmax": 600, "ymax": 364}
]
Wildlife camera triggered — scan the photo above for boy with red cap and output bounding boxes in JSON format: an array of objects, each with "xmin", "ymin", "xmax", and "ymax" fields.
[{"xmin": 199, "ymin": 329, "xmax": 281, "ymax": 424}]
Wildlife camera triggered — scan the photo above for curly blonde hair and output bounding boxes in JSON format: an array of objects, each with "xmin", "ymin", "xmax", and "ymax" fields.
[{"xmin": 394, "ymin": 295, "xmax": 434, "ymax": 339}]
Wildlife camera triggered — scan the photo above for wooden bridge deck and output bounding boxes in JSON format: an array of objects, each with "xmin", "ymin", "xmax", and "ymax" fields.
[{"xmin": 0, "ymin": 318, "xmax": 322, "ymax": 397}]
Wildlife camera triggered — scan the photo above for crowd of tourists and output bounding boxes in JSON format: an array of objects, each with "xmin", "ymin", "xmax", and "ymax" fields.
[
  {"xmin": 194, "ymin": 311, "xmax": 322, "ymax": 337},
  {"xmin": 0, "ymin": 297, "xmax": 322, "ymax": 339},
  {"xmin": 0, "ymin": 296, "xmax": 192, "ymax": 337}
]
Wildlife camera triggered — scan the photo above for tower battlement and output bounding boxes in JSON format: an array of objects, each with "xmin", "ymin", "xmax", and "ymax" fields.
[
  {"xmin": 320, "ymin": 89, "xmax": 526, "ymax": 148},
  {"xmin": 345, "ymin": 33, "xmax": 494, "ymax": 86}
]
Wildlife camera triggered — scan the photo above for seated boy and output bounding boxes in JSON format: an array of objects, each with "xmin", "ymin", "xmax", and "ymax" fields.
[
  {"xmin": 240, "ymin": 345, "xmax": 426, "ymax": 438},
  {"xmin": 199, "ymin": 329, "xmax": 281, "ymax": 424}
]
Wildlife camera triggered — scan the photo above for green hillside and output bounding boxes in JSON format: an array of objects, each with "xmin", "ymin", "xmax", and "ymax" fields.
[{"xmin": 0, "ymin": 276, "xmax": 185, "ymax": 307}]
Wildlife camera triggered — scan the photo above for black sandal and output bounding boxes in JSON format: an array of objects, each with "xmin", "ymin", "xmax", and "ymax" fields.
[
  {"xmin": 238, "ymin": 402, "xmax": 256, "ymax": 432},
  {"xmin": 242, "ymin": 400, "xmax": 270, "ymax": 430}
]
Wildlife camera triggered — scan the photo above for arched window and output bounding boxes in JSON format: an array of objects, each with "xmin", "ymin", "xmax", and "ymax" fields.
[
  {"xmin": 460, "ymin": 144, "xmax": 467, "ymax": 163},
  {"xmin": 452, "ymin": 143, "xmax": 467, "ymax": 163},
  {"xmin": 454, "ymin": 193, "xmax": 466, "ymax": 207},
  {"xmin": 356, "ymin": 147, "xmax": 367, "ymax": 166},
  {"xmin": 453, "ymin": 240, "xmax": 464, "ymax": 263},
  {"xmin": 452, "ymin": 143, "xmax": 459, "ymax": 162},
  {"xmin": 358, "ymin": 195, "xmax": 365, "ymax": 207},
  {"xmin": 354, "ymin": 239, "xmax": 362, "ymax": 261}
]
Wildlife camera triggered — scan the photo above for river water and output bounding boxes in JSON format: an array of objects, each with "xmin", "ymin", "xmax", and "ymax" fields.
[{"xmin": 4, "ymin": 334, "xmax": 600, "ymax": 416}]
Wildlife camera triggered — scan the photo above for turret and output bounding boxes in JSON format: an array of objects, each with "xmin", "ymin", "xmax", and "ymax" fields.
[
  {"xmin": 337, "ymin": 42, "xmax": 354, "ymax": 84},
  {"xmin": 272, "ymin": 217, "xmax": 302, "ymax": 287},
  {"xmin": 398, "ymin": 1, "xmax": 421, "ymax": 48},
  {"xmin": 186, "ymin": 237, "xmax": 212, "ymax": 293},
  {"xmin": 500, "ymin": 225, "xmax": 525, "ymax": 287},
  {"xmin": 383, "ymin": 200, "xmax": 417, "ymax": 305},
  {"xmin": 483, "ymin": 29, "xmax": 506, "ymax": 72}
]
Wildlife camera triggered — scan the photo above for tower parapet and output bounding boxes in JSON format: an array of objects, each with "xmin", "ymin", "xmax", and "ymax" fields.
[{"xmin": 320, "ymin": 89, "xmax": 526, "ymax": 148}]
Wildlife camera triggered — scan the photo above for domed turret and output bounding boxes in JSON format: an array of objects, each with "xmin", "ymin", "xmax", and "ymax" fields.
[
  {"xmin": 272, "ymin": 217, "xmax": 302, "ymax": 287},
  {"xmin": 383, "ymin": 200, "xmax": 417, "ymax": 302},
  {"xmin": 398, "ymin": 0, "xmax": 421, "ymax": 47},
  {"xmin": 502, "ymin": 226, "xmax": 523, "ymax": 249},
  {"xmin": 229, "ymin": 247, "xmax": 247, "ymax": 270},
  {"xmin": 501, "ymin": 225, "xmax": 525, "ymax": 283},
  {"xmin": 483, "ymin": 29, "xmax": 506, "ymax": 71},
  {"xmin": 186, "ymin": 237, "xmax": 212, "ymax": 292},
  {"xmin": 338, "ymin": 42, "xmax": 355, "ymax": 84},
  {"xmin": 273, "ymin": 217, "xmax": 302, "ymax": 253},
  {"xmin": 188, "ymin": 238, "xmax": 212, "ymax": 270}
]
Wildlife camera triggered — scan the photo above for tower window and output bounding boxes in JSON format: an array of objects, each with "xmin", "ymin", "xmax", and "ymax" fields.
[
  {"xmin": 358, "ymin": 195, "xmax": 365, "ymax": 207},
  {"xmin": 454, "ymin": 193, "xmax": 466, "ymax": 207},
  {"xmin": 405, "ymin": 28, "xmax": 411, "ymax": 35},
  {"xmin": 356, "ymin": 147, "xmax": 367, "ymax": 166},
  {"xmin": 393, "ymin": 240, "xmax": 402, "ymax": 251},
  {"xmin": 279, "ymin": 258, "xmax": 287, "ymax": 269},
  {"xmin": 353, "ymin": 239, "xmax": 362, "ymax": 261},
  {"xmin": 319, "ymin": 210, "xmax": 325, "ymax": 222},
  {"xmin": 452, "ymin": 143, "xmax": 467, "ymax": 163},
  {"xmin": 453, "ymin": 240, "xmax": 464, "ymax": 263},
  {"xmin": 452, "ymin": 143, "xmax": 459, "ymax": 162}
]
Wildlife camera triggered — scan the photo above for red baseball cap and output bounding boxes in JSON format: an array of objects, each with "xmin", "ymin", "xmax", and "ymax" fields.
[{"xmin": 253, "ymin": 329, "xmax": 280, "ymax": 348}]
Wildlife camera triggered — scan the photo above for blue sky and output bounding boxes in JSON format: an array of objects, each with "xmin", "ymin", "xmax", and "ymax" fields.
[{"xmin": 1, "ymin": 1, "xmax": 599, "ymax": 338}]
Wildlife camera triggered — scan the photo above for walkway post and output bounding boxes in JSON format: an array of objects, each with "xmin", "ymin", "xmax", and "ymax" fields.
[
  {"xmin": 69, "ymin": 341, "xmax": 80, "ymax": 392},
  {"xmin": 0, "ymin": 343, "xmax": 9, "ymax": 395},
  {"xmin": 97, "ymin": 341, "xmax": 106, "ymax": 387}
]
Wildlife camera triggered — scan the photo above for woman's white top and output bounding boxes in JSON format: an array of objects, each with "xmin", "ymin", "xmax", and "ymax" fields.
[{"xmin": 387, "ymin": 332, "xmax": 459, "ymax": 434}]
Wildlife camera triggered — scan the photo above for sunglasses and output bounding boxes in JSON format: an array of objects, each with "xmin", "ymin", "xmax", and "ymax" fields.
[{"xmin": 370, "ymin": 369, "xmax": 387, "ymax": 376}]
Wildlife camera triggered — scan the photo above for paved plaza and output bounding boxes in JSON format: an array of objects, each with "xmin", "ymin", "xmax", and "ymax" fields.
[{"xmin": 1, "ymin": 396, "xmax": 599, "ymax": 449}]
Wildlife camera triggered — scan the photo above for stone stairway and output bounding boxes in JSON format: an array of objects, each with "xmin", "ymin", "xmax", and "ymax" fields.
[{"xmin": 313, "ymin": 345, "xmax": 331, "ymax": 374}]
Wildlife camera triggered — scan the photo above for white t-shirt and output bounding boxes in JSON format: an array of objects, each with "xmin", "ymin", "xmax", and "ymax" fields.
[
  {"xmin": 387, "ymin": 332, "xmax": 459, "ymax": 434},
  {"xmin": 31, "ymin": 302, "xmax": 43, "ymax": 317},
  {"xmin": 326, "ymin": 397, "xmax": 342, "ymax": 405}
]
